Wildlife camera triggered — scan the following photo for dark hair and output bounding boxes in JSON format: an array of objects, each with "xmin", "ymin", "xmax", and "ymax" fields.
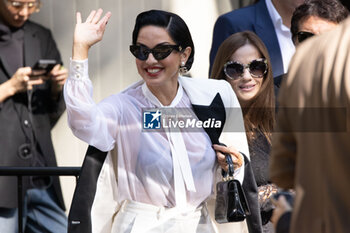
[
  {"xmin": 132, "ymin": 10, "xmax": 195, "ymax": 71},
  {"xmin": 291, "ymin": 0, "xmax": 349, "ymax": 43},
  {"xmin": 210, "ymin": 31, "xmax": 275, "ymax": 144},
  {"xmin": 339, "ymin": 0, "xmax": 350, "ymax": 11}
]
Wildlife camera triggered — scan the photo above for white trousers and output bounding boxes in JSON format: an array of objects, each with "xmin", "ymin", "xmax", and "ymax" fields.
[{"xmin": 111, "ymin": 200, "xmax": 216, "ymax": 233}]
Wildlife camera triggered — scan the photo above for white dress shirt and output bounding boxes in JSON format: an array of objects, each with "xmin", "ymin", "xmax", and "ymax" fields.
[
  {"xmin": 266, "ymin": 0, "xmax": 295, "ymax": 73},
  {"xmin": 64, "ymin": 59, "xmax": 217, "ymax": 210}
]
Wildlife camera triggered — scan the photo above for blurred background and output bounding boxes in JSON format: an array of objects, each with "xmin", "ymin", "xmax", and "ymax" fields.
[{"xmin": 30, "ymin": 0, "xmax": 256, "ymax": 213}]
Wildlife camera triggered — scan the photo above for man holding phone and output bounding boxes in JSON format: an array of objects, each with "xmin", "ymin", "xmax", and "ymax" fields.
[{"xmin": 0, "ymin": 0, "xmax": 68, "ymax": 232}]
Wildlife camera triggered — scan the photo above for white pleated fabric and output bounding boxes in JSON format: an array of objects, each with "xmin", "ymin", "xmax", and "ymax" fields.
[{"xmin": 111, "ymin": 200, "xmax": 215, "ymax": 233}]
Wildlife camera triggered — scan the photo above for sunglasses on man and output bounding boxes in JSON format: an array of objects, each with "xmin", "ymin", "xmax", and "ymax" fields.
[
  {"xmin": 129, "ymin": 44, "xmax": 182, "ymax": 61},
  {"xmin": 297, "ymin": 31, "xmax": 315, "ymax": 43},
  {"xmin": 224, "ymin": 58, "xmax": 268, "ymax": 80}
]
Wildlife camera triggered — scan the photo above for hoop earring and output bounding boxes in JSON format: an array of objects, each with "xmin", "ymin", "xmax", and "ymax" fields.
[{"xmin": 179, "ymin": 61, "xmax": 188, "ymax": 74}]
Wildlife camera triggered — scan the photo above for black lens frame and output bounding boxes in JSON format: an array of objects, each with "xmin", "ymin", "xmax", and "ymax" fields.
[
  {"xmin": 224, "ymin": 58, "xmax": 268, "ymax": 80},
  {"xmin": 129, "ymin": 44, "xmax": 182, "ymax": 61},
  {"xmin": 297, "ymin": 31, "xmax": 315, "ymax": 43}
]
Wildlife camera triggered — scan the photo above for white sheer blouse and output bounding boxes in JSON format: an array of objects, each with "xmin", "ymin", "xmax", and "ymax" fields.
[{"xmin": 64, "ymin": 59, "xmax": 218, "ymax": 210}]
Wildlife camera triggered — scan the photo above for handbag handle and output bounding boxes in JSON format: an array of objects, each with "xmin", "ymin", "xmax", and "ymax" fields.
[
  {"xmin": 219, "ymin": 143, "xmax": 235, "ymax": 179},
  {"xmin": 225, "ymin": 152, "xmax": 234, "ymax": 177}
]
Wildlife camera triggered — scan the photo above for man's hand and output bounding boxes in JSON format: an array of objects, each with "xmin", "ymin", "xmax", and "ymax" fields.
[
  {"xmin": 0, "ymin": 67, "xmax": 47, "ymax": 102},
  {"xmin": 270, "ymin": 195, "xmax": 293, "ymax": 228},
  {"xmin": 50, "ymin": 64, "xmax": 68, "ymax": 97},
  {"xmin": 12, "ymin": 67, "xmax": 45, "ymax": 92}
]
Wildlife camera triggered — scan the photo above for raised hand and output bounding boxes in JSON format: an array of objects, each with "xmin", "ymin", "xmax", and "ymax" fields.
[{"xmin": 73, "ymin": 9, "xmax": 112, "ymax": 60}]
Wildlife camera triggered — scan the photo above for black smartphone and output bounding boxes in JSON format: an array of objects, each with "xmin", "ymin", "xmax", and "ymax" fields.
[
  {"xmin": 31, "ymin": 59, "xmax": 57, "ymax": 77},
  {"xmin": 272, "ymin": 191, "xmax": 294, "ymax": 207}
]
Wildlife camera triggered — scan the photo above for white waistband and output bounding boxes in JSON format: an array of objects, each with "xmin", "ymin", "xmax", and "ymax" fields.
[{"xmin": 119, "ymin": 200, "xmax": 206, "ymax": 220}]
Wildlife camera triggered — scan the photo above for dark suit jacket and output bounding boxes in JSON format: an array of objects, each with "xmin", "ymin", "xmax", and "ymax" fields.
[
  {"xmin": 274, "ymin": 73, "xmax": 285, "ymax": 110},
  {"xmin": 209, "ymin": 0, "xmax": 284, "ymax": 78},
  {"xmin": 0, "ymin": 20, "xmax": 65, "ymax": 209}
]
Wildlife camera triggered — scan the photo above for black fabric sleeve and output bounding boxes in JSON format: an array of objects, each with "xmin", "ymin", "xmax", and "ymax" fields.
[
  {"xmin": 242, "ymin": 154, "xmax": 263, "ymax": 233},
  {"xmin": 68, "ymin": 146, "xmax": 108, "ymax": 233},
  {"xmin": 276, "ymin": 211, "xmax": 291, "ymax": 233}
]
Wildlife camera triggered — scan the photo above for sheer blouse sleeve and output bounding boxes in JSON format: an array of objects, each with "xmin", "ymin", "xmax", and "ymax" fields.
[{"xmin": 63, "ymin": 59, "xmax": 119, "ymax": 152}]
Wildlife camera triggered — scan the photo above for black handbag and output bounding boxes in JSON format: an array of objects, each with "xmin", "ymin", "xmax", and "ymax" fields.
[{"xmin": 215, "ymin": 152, "xmax": 251, "ymax": 223}]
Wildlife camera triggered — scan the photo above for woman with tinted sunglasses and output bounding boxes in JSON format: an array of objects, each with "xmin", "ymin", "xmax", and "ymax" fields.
[
  {"xmin": 211, "ymin": 31, "xmax": 276, "ymax": 233},
  {"xmin": 64, "ymin": 9, "xmax": 253, "ymax": 233}
]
